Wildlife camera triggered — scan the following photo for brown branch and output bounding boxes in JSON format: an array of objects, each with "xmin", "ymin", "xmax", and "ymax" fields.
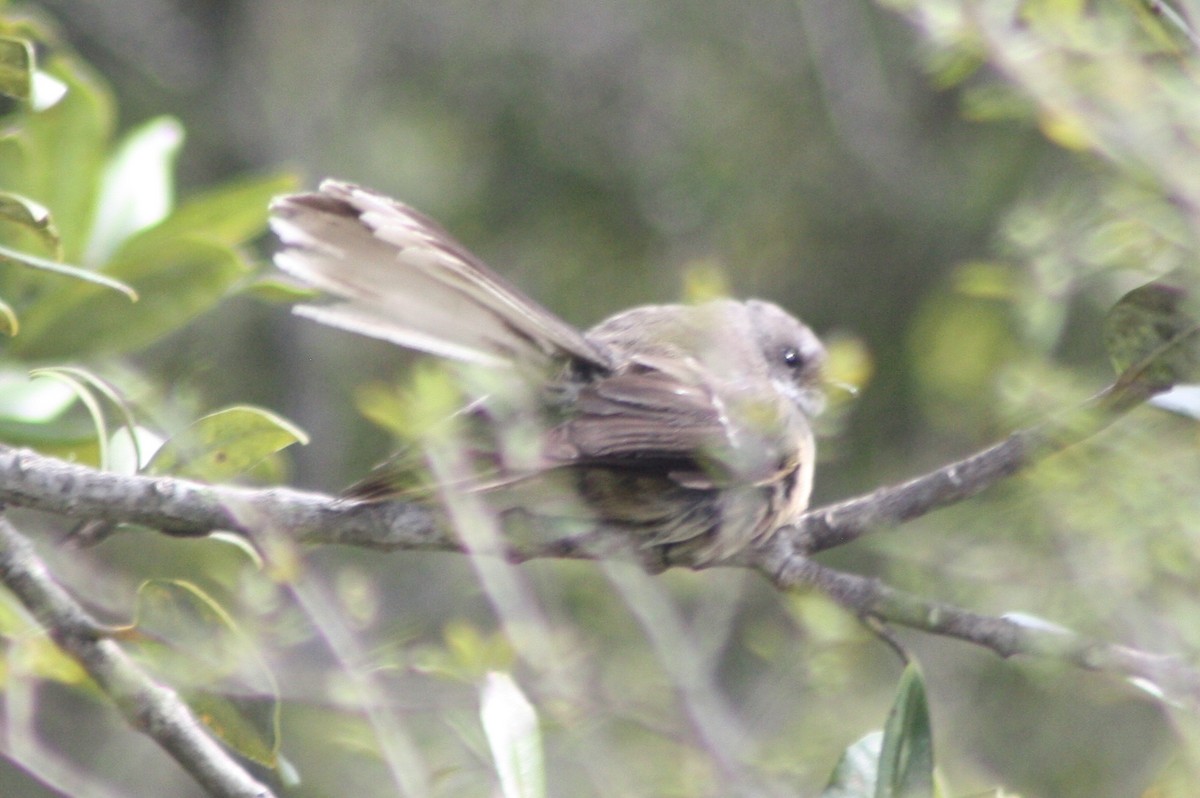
[{"xmin": 0, "ymin": 513, "xmax": 276, "ymax": 798}]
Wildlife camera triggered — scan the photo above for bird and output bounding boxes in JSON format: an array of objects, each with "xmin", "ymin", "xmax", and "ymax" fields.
[{"xmin": 270, "ymin": 180, "xmax": 826, "ymax": 565}]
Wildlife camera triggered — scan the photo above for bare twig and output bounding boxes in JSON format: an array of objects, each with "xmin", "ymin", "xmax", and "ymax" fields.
[
  {"xmin": 755, "ymin": 534, "xmax": 1200, "ymax": 709},
  {"xmin": 0, "ymin": 514, "xmax": 275, "ymax": 798},
  {"xmin": 1146, "ymin": 0, "xmax": 1200, "ymax": 51},
  {"xmin": 787, "ymin": 381, "xmax": 1153, "ymax": 556}
]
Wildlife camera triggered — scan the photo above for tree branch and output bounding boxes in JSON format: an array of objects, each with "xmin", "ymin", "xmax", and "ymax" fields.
[
  {"xmin": 0, "ymin": 379, "xmax": 1152, "ymax": 564},
  {"xmin": 788, "ymin": 380, "xmax": 1154, "ymax": 556},
  {"xmin": 0, "ymin": 513, "xmax": 276, "ymax": 798},
  {"xmin": 754, "ymin": 534, "xmax": 1200, "ymax": 709},
  {"xmin": 0, "ymin": 375, "xmax": 1181, "ymax": 723}
]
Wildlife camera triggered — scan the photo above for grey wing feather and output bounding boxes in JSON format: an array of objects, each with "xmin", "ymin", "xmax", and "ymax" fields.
[
  {"xmin": 546, "ymin": 371, "xmax": 731, "ymax": 471},
  {"xmin": 271, "ymin": 180, "xmax": 610, "ymax": 370}
]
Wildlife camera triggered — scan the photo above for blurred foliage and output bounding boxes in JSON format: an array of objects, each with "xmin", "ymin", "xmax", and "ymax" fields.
[
  {"xmin": 0, "ymin": 0, "xmax": 1199, "ymax": 797},
  {"xmin": 0, "ymin": 6, "xmax": 309, "ymax": 791}
]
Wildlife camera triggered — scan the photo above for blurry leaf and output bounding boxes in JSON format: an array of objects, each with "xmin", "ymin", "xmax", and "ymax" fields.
[
  {"xmin": 820, "ymin": 731, "xmax": 882, "ymax": 798},
  {"xmin": 446, "ymin": 621, "xmax": 516, "ymax": 677},
  {"xmin": 2, "ymin": 53, "xmax": 115, "ymax": 261},
  {"xmin": 926, "ymin": 48, "xmax": 984, "ymax": 90},
  {"xmin": 27, "ymin": 367, "xmax": 109, "ymax": 466},
  {"xmin": 824, "ymin": 333, "xmax": 873, "ymax": 402},
  {"xmin": 207, "ymin": 531, "xmax": 265, "ymax": 569},
  {"xmin": 0, "ymin": 191, "xmax": 60, "ymax": 256},
  {"xmin": 127, "ymin": 579, "xmax": 280, "ymax": 767},
  {"xmin": 109, "ymin": 424, "xmax": 164, "ymax": 474},
  {"xmin": 12, "ymin": 236, "xmax": 245, "ymax": 358},
  {"xmin": 877, "ymin": 663, "xmax": 934, "ymax": 798},
  {"xmin": 1104, "ymin": 279, "xmax": 1200, "ymax": 392},
  {"xmin": 910, "ymin": 286, "xmax": 1017, "ymax": 408},
  {"xmin": 1019, "ymin": 0, "xmax": 1086, "ymax": 32},
  {"xmin": 412, "ymin": 621, "xmax": 515, "ymax": 681},
  {"xmin": 680, "ymin": 258, "xmax": 731, "ymax": 304},
  {"xmin": 0, "ymin": 370, "xmax": 77, "ymax": 422},
  {"xmin": 29, "ymin": 70, "xmax": 67, "ymax": 111},
  {"xmin": 0, "ymin": 241, "xmax": 137, "ymax": 298},
  {"xmin": 960, "ymin": 84, "xmax": 1035, "ymax": 123},
  {"xmin": 0, "ymin": 295, "xmax": 16, "ymax": 336},
  {"xmin": 243, "ymin": 275, "xmax": 320, "ymax": 303},
  {"xmin": 144, "ymin": 405, "xmax": 308, "ymax": 482},
  {"xmin": 1038, "ymin": 111, "xmax": 1093, "ymax": 152},
  {"xmin": 187, "ymin": 689, "xmax": 280, "ymax": 767},
  {"xmin": 30, "ymin": 366, "xmax": 142, "ymax": 467},
  {"xmin": 138, "ymin": 170, "xmax": 298, "ymax": 250},
  {"xmin": 357, "ymin": 365, "xmax": 463, "ymax": 440},
  {"xmin": 83, "ymin": 116, "xmax": 184, "ymax": 266},
  {"xmin": 355, "ymin": 380, "xmax": 412, "ymax": 437},
  {"xmin": 0, "ymin": 589, "xmax": 90, "ymax": 687},
  {"xmin": 479, "ymin": 672, "xmax": 544, "ymax": 798},
  {"xmin": 952, "ymin": 261, "xmax": 1019, "ymax": 300},
  {"xmin": 0, "ymin": 35, "xmax": 32, "ymax": 100},
  {"xmin": 0, "ymin": 369, "xmax": 119, "ymax": 448},
  {"xmin": 0, "ymin": 415, "xmax": 100, "ymax": 447},
  {"xmin": 11, "ymin": 634, "xmax": 89, "ymax": 687}
]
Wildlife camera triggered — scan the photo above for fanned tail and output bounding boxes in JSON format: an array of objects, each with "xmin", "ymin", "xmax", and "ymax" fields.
[{"xmin": 270, "ymin": 180, "xmax": 611, "ymax": 370}]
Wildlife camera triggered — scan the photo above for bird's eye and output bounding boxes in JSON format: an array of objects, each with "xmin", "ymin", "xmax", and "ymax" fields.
[{"xmin": 782, "ymin": 347, "xmax": 804, "ymax": 369}]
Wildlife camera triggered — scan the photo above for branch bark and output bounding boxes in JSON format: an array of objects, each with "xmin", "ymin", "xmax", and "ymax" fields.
[
  {"xmin": 756, "ymin": 533, "xmax": 1200, "ymax": 708},
  {"xmin": 0, "ymin": 513, "xmax": 275, "ymax": 798},
  {"xmin": 789, "ymin": 380, "xmax": 1152, "ymax": 555}
]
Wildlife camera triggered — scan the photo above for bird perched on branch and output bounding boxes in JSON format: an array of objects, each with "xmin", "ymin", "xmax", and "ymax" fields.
[{"xmin": 271, "ymin": 180, "xmax": 826, "ymax": 564}]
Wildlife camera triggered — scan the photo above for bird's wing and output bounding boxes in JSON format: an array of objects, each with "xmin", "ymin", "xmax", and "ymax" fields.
[{"xmin": 271, "ymin": 180, "xmax": 610, "ymax": 370}]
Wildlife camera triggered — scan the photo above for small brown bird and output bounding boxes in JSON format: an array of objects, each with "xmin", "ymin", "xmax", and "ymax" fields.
[{"xmin": 271, "ymin": 181, "xmax": 825, "ymax": 564}]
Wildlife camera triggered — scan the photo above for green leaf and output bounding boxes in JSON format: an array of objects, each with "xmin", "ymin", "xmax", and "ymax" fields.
[
  {"xmin": 25, "ymin": 368, "xmax": 111, "ymax": 466},
  {"xmin": 144, "ymin": 405, "xmax": 308, "ymax": 482},
  {"xmin": 126, "ymin": 579, "xmax": 280, "ymax": 767},
  {"xmin": 0, "ymin": 295, "xmax": 16, "ymax": 336},
  {"xmin": 138, "ymin": 170, "xmax": 299, "ymax": 250},
  {"xmin": 820, "ymin": 731, "xmax": 883, "ymax": 798},
  {"xmin": 240, "ymin": 275, "xmax": 319, "ymax": 304},
  {"xmin": 0, "ymin": 371, "xmax": 76, "ymax": 422},
  {"xmin": 0, "ymin": 36, "xmax": 33, "ymax": 101},
  {"xmin": 186, "ymin": 689, "xmax": 281, "ymax": 768},
  {"xmin": 11, "ymin": 235, "xmax": 245, "ymax": 358},
  {"xmin": 0, "ymin": 191, "xmax": 61, "ymax": 257},
  {"xmin": 0, "ymin": 372, "xmax": 108, "ymax": 446},
  {"xmin": 2, "ymin": 53, "xmax": 115, "ymax": 262},
  {"xmin": 30, "ymin": 366, "xmax": 143, "ymax": 467},
  {"xmin": 83, "ymin": 116, "xmax": 184, "ymax": 267},
  {"xmin": 876, "ymin": 664, "xmax": 934, "ymax": 798},
  {"xmin": 1103, "ymin": 279, "xmax": 1200, "ymax": 392},
  {"xmin": 0, "ymin": 240, "xmax": 137, "ymax": 299}
]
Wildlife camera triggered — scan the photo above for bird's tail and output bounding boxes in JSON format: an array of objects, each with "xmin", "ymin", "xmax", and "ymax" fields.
[{"xmin": 270, "ymin": 180, "xmax": 610, "ymax": 371}]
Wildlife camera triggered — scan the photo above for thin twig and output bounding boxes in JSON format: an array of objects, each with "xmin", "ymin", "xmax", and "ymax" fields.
[
  {"xmin": 0, "ymin": 514, "xmax": 275, "ymax": 798},
  {"xmin": 754, "ymin": 534, "xmax": 1200, "ymax": 709},
  {"xmin": 1146, "ymin": 0, "xmax": 1200, "ymax": 51},
  {"xmin": 786, "ymin": 380, "xmax": 1152, "ymax": 556}
]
